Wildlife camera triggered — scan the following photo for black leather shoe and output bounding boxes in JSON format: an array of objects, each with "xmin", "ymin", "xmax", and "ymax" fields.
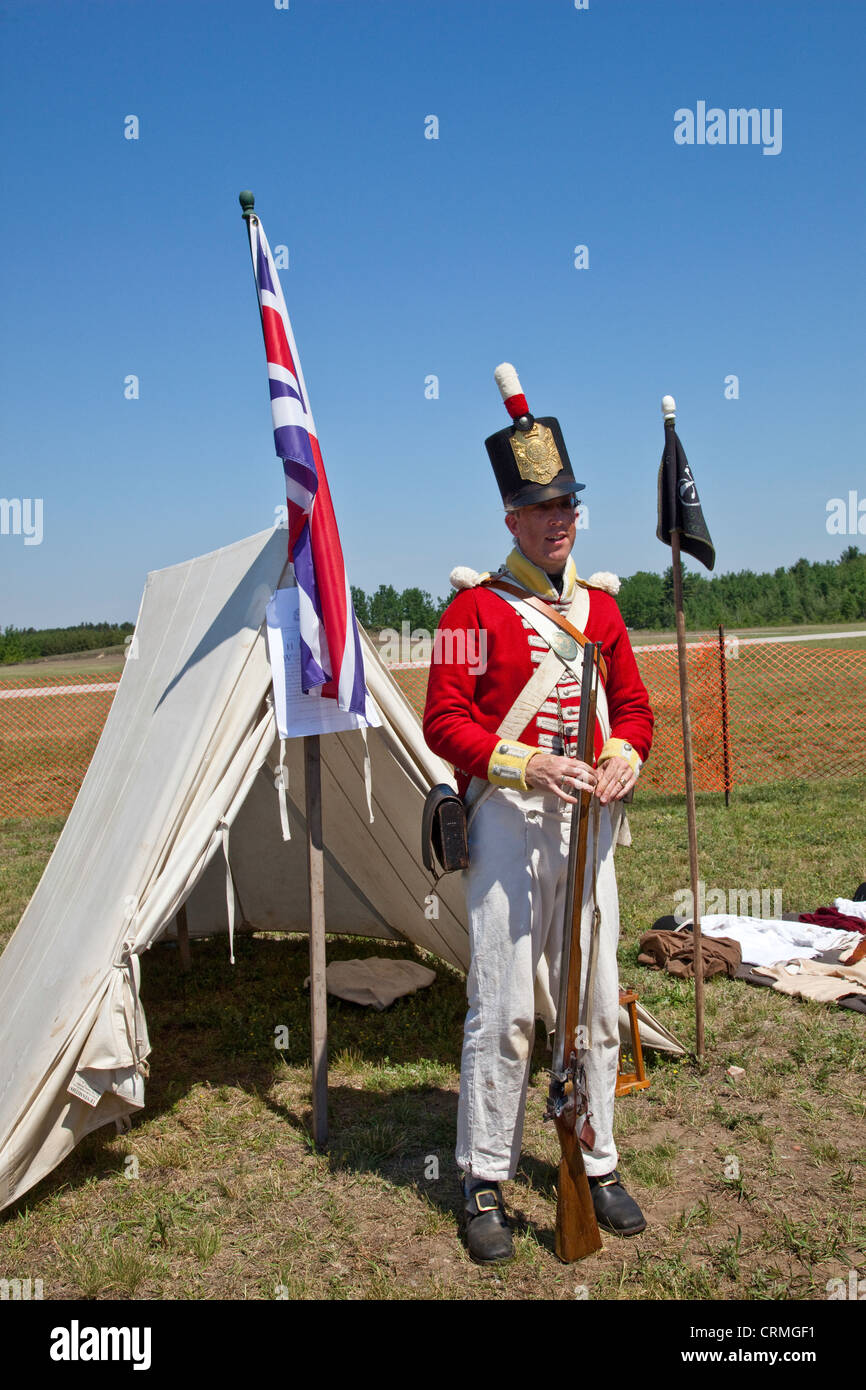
[
  {"xmin": 462, "ymin": 1177, "xmax": 514, "ymax": 1263},
  {"xmin": 589, "ymin": 1170, "xmax": 647, "ymax": 1235}
]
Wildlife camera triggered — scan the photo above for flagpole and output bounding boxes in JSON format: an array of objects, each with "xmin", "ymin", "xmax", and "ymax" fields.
[
  {"xmin": 662, "ymin": 395, "xmax": 705, "ymax": 1058},
  {"xmin": 239, "ymin": 190, "xmax": 265, "ymax": 333},
  {"xmin": 304, "ymin": 734, "xmax": 329, "ymax": 1147},
  {"xmin": 240, "ymin": 189, "xmax": 329, "ymax": 1146}
]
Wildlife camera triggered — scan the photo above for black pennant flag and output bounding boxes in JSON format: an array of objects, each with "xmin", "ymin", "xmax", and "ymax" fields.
[{"xmin": 657, "ymin": 425, "xmax": 715, "ymax": 571}]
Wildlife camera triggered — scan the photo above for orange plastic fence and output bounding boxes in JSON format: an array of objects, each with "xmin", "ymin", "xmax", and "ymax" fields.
[
  {"xmin": 0, "ymin": 671, "xmax": 120, "ymax": 819},
  {"xmin": 1, "ymin": 637, "xmax": 865, "ymax": 818},
  {"xmin": 388, "ymin": 634, "xmax": 866, "ymax": 796},
  {"xmin": 634, "ymin": 636, "xmax": 866, "ymax": 794}
]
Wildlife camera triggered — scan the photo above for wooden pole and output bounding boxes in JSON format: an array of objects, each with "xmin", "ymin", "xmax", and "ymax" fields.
[
  {"xmin": 304, "ymin": 734, "xmax": 329, "ymax": 1146},
  {"xmin": 664, "ymin": 398, "xmax": 705, "ymax": 1058},
  {"xmin": 175, "ymin": 903, "xmax": 192, "ymax": 973}
]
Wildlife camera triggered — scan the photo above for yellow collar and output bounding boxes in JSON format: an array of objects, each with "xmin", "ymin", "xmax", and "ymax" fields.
[{"xmin": 504, "ymin": 546, "xmax": 577, "ymax": 601}]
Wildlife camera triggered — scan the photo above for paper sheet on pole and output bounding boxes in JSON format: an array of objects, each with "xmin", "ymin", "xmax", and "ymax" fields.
[{"xmin": 266, "ymin": 588, "xmax": 380, "ymax": 737}]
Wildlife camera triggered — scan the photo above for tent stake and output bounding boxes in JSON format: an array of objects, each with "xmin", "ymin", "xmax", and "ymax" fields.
[{"xmin": 304, "ymin": 734, "xmax": 328, "ymax": 1145}]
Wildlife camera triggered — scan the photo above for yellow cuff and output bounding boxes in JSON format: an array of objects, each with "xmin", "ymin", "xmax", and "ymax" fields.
[
  {"xmin": 598, "ymin": 738, "xmax": 642, "ymax": 776},
  {"xmin": 486, "ymin": 740, "xmax": 538, "ymax": 791}
]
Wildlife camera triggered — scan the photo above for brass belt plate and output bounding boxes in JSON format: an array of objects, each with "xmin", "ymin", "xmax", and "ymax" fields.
[{"xmin": 550, "ymin": 630, "xmax": 579, "ymax": 662}]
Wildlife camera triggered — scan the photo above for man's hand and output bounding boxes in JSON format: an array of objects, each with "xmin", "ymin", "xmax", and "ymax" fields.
[
  {"xmin": 594, "ymin": 754, "xmax": 636, "ymax": 805},
  {"xmin": 525, "ymin": 752, "xmax": 598, "ymax": 804}
]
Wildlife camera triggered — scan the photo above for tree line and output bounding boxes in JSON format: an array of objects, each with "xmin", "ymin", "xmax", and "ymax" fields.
[
  {"xmin": 350, "ymin": 585, "xmax": 450, "ymax": 632},
  {"xmin": 353, "ymin": 548, "xmax": 866, "ymax": 632},
  {"xmin": 618, "ymin": 547, "xmax": 865, "ymax": 629},
  {"xmin": 0, "ymin": 621, "xmax": 135, "ymax": 665},
  {"xmin": 2, "ymin": 550, "xmax": 863, "ymax": 665}
]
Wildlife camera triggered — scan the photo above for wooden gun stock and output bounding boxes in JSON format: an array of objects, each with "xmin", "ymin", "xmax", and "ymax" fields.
[{"xmin": 554, "ymin": 1125, "xmax": 603, "ymax": 1261}]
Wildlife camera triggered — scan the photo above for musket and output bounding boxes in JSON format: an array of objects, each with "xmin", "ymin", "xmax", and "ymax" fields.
[{"xmin": 545, "ymin": 640, "xmax": 603, "ymax": 1261}]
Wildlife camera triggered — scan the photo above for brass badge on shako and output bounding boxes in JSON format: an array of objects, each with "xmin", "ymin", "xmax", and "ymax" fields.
[{"xmin": 509, "ymin": 422, "xmax": 563, "ymax": 485}]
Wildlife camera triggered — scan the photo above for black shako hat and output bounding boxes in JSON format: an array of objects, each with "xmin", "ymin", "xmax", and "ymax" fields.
[{"xmin": 484, "ymin": 363, "xmax": 584, "ymax": 510}]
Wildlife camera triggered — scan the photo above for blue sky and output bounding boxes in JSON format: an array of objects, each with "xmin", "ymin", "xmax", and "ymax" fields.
[{"xmin": 1, "ymin": 0, "xmax": 863, "ymax": 627}]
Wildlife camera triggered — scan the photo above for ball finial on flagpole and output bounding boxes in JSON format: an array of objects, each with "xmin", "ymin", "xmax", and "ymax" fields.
[
  {"xmin": 239, "ymin": 190, "xmax": 256, "ymax": 219},
  {"xmin": 661, "ymin": 395, "xmax": 677, "ymax": 421}
]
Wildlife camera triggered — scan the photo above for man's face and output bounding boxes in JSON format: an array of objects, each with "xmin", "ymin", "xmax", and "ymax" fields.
[{"xmin": 505, "ymin": 495, "xmax": 578, "ymax": 573}]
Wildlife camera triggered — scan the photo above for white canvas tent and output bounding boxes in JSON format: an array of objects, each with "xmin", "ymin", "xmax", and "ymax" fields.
[{"xmin": 0, "ymin": 527, "xmax": 683, "ymax": 1213}]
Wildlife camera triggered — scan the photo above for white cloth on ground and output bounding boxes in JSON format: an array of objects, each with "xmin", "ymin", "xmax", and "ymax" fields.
[
  {"xmin": 306, "ymin": 959, "xmax": 436, "ymax": 1011},
  {"xmin": 834, "ymin": 898, "xmax": 866, "ymax": 924},
  {"xmin": 693, "ymin": 915, "xmax": 860, "ymax": 968}
]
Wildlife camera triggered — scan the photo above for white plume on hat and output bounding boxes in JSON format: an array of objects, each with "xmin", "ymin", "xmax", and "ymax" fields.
[{"xmin": 493, "ymin": 362, "xmax": 523, "ymax": 402}]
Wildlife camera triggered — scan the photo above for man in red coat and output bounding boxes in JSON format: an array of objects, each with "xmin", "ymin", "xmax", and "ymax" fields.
[{"xmin": 423, "ymin": 365, "xmax": 654, "ymax": 1263}]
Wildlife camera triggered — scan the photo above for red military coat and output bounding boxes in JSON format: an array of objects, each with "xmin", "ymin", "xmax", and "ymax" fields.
[{"xmin": 423, "ymin": 569, "xmax": 653, "ymax": 799}]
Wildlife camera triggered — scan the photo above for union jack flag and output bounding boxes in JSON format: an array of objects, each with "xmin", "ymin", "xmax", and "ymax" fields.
[{"xmin": 247, "ymin": 214, "xmax": 367, "ymax": 715}]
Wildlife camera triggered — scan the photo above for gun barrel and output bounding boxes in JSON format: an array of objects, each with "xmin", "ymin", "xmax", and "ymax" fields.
[{"xmin": 550, "ymin": 642, "xmax": 599, "ymax": 1078}]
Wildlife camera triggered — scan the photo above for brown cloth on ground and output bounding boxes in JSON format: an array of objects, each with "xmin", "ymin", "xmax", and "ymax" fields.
[{"xmin": 638, "ymin": 928, "xmax": 742, "ymax": 980}]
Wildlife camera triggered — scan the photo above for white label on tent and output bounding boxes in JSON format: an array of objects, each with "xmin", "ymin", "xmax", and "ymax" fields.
[
  {"xmin": 266, "ymin": 587, "xmax": 381, "ymax": 739},
  {"xmin": 68, "ymin": 1073, "xmax": 102, "ymax": 1108}
]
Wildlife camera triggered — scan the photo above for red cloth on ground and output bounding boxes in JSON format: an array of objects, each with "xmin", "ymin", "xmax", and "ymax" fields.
[{"xmin": 799, "ymin": 907, "xmax": 866, "ymax": 935}]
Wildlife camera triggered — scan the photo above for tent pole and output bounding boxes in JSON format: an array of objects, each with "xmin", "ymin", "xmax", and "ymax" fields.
[
  {"xmin": 304, "ymin": 734, "xmax": 328, "ymax": 1145},
  {"xmin": 175, "ymin": 903, "xmax": 191, "ymax": 972}
]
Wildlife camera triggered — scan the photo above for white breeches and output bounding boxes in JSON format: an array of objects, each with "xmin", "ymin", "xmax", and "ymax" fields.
[{"xmin": 456, "ymin": 785, "xmax": 621, "ymax": 1181}]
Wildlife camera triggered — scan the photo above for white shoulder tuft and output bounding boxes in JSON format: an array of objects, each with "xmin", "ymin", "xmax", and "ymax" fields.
[
  {"xmin": 585, "ymin": 571, "xmax": 621, "ymax": 595},
  {"xmin": 450, "ymin": 566, "xmax": 482, "ymax": 590}
]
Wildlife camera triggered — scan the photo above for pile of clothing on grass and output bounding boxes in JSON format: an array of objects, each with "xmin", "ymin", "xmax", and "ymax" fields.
[{"xmin": 639, "ymin": 884, "xmax": 866, "ymax": 1014}]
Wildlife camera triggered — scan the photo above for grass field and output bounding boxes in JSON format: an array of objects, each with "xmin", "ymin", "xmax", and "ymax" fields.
[
  {"xmin": 0, "ymin": 647, "xmax": 127, "ymax": 679},
  {"xmin": 1, "ymin": 776, "xmax": 864, "ymax": 1301}
]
